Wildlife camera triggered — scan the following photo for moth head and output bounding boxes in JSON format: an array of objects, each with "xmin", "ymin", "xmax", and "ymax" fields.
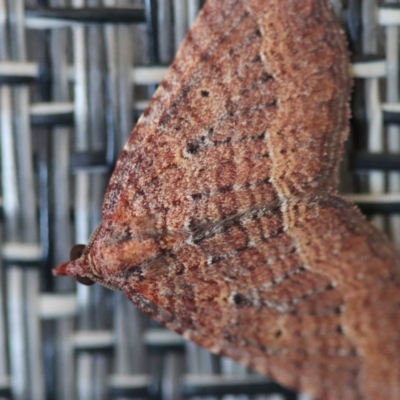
[
  {"xmin": 53, "ymin": 217, "xmax": 177, "ymax": 290},
  {"xmin": 52, "ymin": 243, "xmax": 97, "ymax": 286},
  {"xmin": 52, "ymin": 219, "xmax": 162, "ymax": 289}
]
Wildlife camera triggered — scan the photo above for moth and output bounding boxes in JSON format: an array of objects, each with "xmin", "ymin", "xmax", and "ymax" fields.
[{"xmin": 54, "ymin": 0, "xmax": 400, "ymax": 399}]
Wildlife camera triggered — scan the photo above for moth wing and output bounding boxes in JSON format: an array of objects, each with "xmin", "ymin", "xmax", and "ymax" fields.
[
  {"xmin": 123, "ymin": 195, "xmax": 400, "ymax": 400},
  {"xmin": 102, "ymin": 0, "xmax": 350, "ymax": 232},
  {"xmin": 122, "ymin": 201, "xmax": 362, "ymax": 400}
]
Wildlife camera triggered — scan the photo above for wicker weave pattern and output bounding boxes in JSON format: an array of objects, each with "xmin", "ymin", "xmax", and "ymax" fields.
[{"xmin": 0, "ymin": 1, "xmax": 396, "ymax": 399}]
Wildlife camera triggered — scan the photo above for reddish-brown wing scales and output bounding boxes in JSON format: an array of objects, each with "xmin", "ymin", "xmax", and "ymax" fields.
[{"xmin": 53, "ymin": 0, "xmax": 400, "ymax": 399}]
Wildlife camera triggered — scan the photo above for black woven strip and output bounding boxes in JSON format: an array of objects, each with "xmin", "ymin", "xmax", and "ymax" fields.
[
  {"xmin": 109, "ymin": 385, "xmax": 149, "ymax": 398},
  {"xmin": 356, "ymin": 202, "xmax": 400, "ymax": 215},
  {"xmin": 145, "ymin": 342, "xmax": 185, "ymax": 354},
  {"xmin": 346, "ymin": 0, "xmax": 361, "ymax": 54},
  {"xmin": 351, "ymin": 54, "xmax": 385, "ymax": 63},
  {"xmin": 380, "ymin": 4, "xmax": 400, "ymax": 9},
  {"xmin": 70, "ymin": 151, "xmax": 111, "ymax": 172},
  {"xmin": 351, "ymin": 152, "xmax": 400, "ymax": 171},
  {"xmin": 384, "ymin": 110, "xmax": 400, "ymax": 125},
  {"xmin": 144, "ymin": 0, "xmax": 159, "ymax": 63},
  {"xmin": 2, "ymin": 258, "xmax": 42, "ymax": 268},
  {"xmin": 110, "ymin": 378, "xmax": 298, "ymax": 399},
  {"xmin": 0, "ymin": 76, "xmax": 36, "ymax": 85},
  {"xmin": 183, "ymin": 379, "xmax": 297, "ymax": 399},
  {"xmin": 26, "ymin": 7, "xmax": 145, "ymax": 24},
  {"xmin": 0, "ymin": 387, "xmax": 12, "ymax": 398},
  {"xmin": 74, "ymin": 345, "xmax": 114, "ymax": 354},
  {"xmin": 31, "ymin": 112, "xmax": 74, "ymax": 127},
  {"xmin": 37, "ymin": 132, "xmax": 57, "ymax": 291}
]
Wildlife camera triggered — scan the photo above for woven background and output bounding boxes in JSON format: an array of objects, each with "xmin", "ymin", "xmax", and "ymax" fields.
[{"xmin": 0, "ymin": 0, "xmax": 398, "ymax": 399}]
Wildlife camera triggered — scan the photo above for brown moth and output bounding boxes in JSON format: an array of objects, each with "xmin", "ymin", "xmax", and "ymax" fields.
[{"xmin": 54, "ymin": 0, "xmax": 400, "ymax": 399}]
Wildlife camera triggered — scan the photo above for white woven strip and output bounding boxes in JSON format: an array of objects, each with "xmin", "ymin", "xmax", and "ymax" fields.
[
  {"xmin": 25, "ymin": 17, "xmax": 75, "ymax": 29},
  {"xmin": 144, "ymin": 329, "xmax": 184, "ymax": 346},
  {"xmin": 30, "ymin": 102, "xmax": 74, "ymax": 115},
  {"xmin": 108, "ymin": 374, "xmax": 150, "ymax": 388},
  {"xmin": 132, "ymin": 66, "xmax": 168, "ymax": 85},
  {"xmin": 382, "ymin": 102, "xmax": 400, "ymax": 112},
  {"xmin": 39, "ymin": 294, "xmax": 77, "ymax": 319},
  {"xmin": 352, "ymin": 60, "xmax": 386, "ymax": 78},
  {"xmin": 73, "ymin": 331, "xmax": 114, "ymax": 349},
  {"xmin": 345, "ymin": 193, "xmax": 400, "ymax": 203},
  {"xmin": 379, "ymin": 7, "xmax": 400, "ymax": 26},
  {"xmin": 2, "ymin": 242, "xmax": 41, "ymax": 262},
  {"xmin": 0, "ymin": 61, "xmax": 38, "ymax": 77}
]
